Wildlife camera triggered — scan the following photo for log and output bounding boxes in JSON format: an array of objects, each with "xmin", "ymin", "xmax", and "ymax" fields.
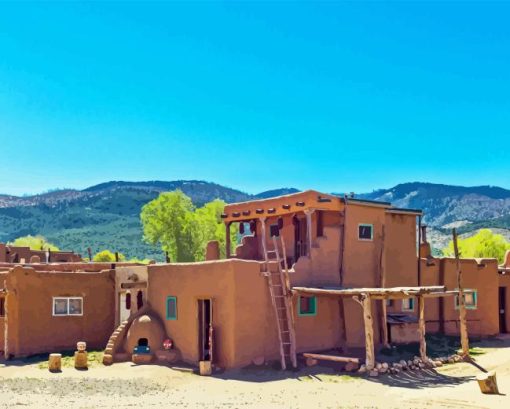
[
  {"xmin": 48, "ymin": 353, "xmax": 62, "ymax": 372},
  {"xmin": 354, "ymin": 294, "xmax": 375, "ymax": 370},
  {"xmin": 477, "ymin": 371, "xmax": 499, "ymax": 394},
  {"xmin": 302, "ymin": 353, "xmax": 360, "ymax": 364},
  {"xmin": 74, "ymin": 351, "xmax": 88, "ymax": 369},
  {"xmin": 453, "ymin": 228, "xmax": 470, "ymax": 356},
  {"xmin": 418, "ymin": 295, "xmax": 427, "ymax": 361}
]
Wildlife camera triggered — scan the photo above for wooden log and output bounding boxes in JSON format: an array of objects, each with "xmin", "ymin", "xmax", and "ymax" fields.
[
  {"xmin": 302, "ymin": 353, "xmax": 360, "ymax": 364},
  {"xmin": 418, "ymin": 295, "xmax": 427, "ymax": 361},
  {"xmin": 378, "ymin": 225, "xmax": 389, "ymax": 348},
  {"xmin": 74, "ymin": 351, "xmax": 88, "ymax": 369},
  {"xmin": 453, "ymin": 228, "xmax": 470, "ymax": 357},
  {"xmin": 353, "ymin": 294, "xmax": 375, "ymax": 370},
  {"xmin": 477, "ymin": 370, "xmax": 499, "ymax": 394},
  {"xmin": 48, "ymin": 353, "xmax": 62, "ymax": 372}
]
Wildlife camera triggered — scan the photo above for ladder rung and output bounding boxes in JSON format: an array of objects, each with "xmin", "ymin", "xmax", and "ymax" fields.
[{"xmin": 282, "ymin": 342, "xmax": 292, "ymax": 345}]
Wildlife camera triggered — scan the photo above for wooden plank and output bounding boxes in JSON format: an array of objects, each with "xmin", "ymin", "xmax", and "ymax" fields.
[
  {"xmin": 302, "ymin": 353, "xmax": 360, "ymax": 364},
  {"xmin": 453, "ymin": 228, "xmax": 470, "ymax": 357},
  {"xmin": 292, "ymin": 286, "xmax": 446, "ymax": 298}
]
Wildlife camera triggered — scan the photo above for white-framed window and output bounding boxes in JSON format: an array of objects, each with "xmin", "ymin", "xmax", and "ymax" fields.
[
  {"xmin": 358, "ymin": 224, "xmax": 373, "ymax": 241},
  {"xmin": 52, "ymin": 297, "xmax": 83, "ymax": 316},
  {"xmin": 455, "ymin": 289, "xmax": 477, "ymax": 310},
  {"xmin": 402, "ymin": 297, "xmax": 415, "ymax": 312}
]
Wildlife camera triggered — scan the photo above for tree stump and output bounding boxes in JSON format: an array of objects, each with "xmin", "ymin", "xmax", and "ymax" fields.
[
  {"xmin": 48, "ymin": 353, "xmax": 62, "ymax": 372},
  {"xmin": 74, "ymin": 351, "xmax": 88, "ymax": 369},
  {"xmin": 477, "ymin": 371, "xmax": 499, "ymax": 394}
]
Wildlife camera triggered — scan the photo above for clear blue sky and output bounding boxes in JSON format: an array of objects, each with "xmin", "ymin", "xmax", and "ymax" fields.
[{"xmin": 1, "ymin": 1, "xmax": 509, "ymax": 196}]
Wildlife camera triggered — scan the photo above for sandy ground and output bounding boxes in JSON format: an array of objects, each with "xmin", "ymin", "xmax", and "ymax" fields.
[{"xmin": 1, "ymin": 338, "xmax": 510, "ymax": 409}]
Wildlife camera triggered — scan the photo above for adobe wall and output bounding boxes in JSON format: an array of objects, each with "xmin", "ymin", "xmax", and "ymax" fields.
[
  {"xmin": 0, "ymin": 262, "xmax": 141, "ymax": 272},
  {"xmin": 0, "ymin": 271, "xmax": 7, "ymax": 353},
  {"xmin": 5, "ymin": 266, "xmax": 116, "ymax": 358},
  {"xmin": 0, "ymin": 245, "xmax": 82, "ymax": 263},
  {"xmin": 421, "ymin": 258, "xmax": 499, "ymax": 337},
  {"xmin": 147, "ymin": 260, "xmax": 241, "ymax": 368}
]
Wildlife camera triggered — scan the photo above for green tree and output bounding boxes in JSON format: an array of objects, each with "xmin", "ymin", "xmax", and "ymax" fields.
[
  {"xmin": 9, "ymin": 235, "xmax": 60, "ymax": 251},
  {"xmin": 193, "ymin": 199, "xmax": 237, "ymax": 260},
  {"xmin": 443, "ymin": 229, "xmax": 510, "ymax": 263},
  {"xmin": 140, "ymin": 190, "xmax": 196, "ymax": 262},
  {"xmin": 93, "ymin": 250, "xmax": 126, "ymax": 262},
  {"xmin": 140, "ymin": 191, "xmax": 237, "ymax": 262}
]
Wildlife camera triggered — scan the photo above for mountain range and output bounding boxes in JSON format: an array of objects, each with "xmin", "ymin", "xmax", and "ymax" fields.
[{"xmin": 1, "ymin": 180, "xmax": 509, "ymax": 260}]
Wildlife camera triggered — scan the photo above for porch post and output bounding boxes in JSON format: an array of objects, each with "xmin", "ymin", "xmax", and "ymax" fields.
[
  {"xmin": 354, "ymin": 293, "xmax": 375, "ymax": 370},
  {"xmin": 305, "ymin": 210, "xmax": 314, "ymax": 257},
  {"xmin": 259, "ymin": 218, "xmax": 267, "ymax": 258},
  {"xmin": 418, "ymin": 295, "xmax": 427, "ymax": 361},
  {"xmin": 225, "ymin": 222, "xmax": 231, "ymax": 259}
]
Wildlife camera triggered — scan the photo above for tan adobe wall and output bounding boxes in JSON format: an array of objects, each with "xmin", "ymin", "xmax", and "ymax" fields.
[
  {"xmin": 0, "ymin": 262, "xmax": 141, "ymax": 272},
  {"xmin": 4, "ymin": 266, "xmax": 115, "ymax": 358},
  {"xmin": 421, "ymin": 258, "xmax": 499, "ymax": 337}
]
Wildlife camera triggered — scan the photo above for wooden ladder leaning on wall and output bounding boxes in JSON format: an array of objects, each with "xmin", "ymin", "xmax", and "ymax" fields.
[{"xmin": 262, "ymin": 234, "xmax": 297, "ymax": 370}]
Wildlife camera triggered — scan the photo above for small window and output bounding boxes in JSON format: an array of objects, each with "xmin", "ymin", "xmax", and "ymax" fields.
[
  {"xmin": 0, "ymin": 297, "xmax": 5, "ymax": 317},
  {"xmin": 358, "ymin": 224, "xmax": 373, "ymax": 241},
  {"xmin": 53, "ymin": 297, "xmax": 83, "ymax": 316},
  {"xmin": 402, "ymin": 298, "xmax": 415, "ymax": 312},
  {"xmin": 386, "ymin": 299, "xmax": 393, "ymax": 307},
  {"xmin": 125, "ymin": 292, "xmax": 131, "ymax": 310},
  {"xmin": 455, "ymin": 290, "xmax": 477, "ymax": 310},
  {"xmin": 166, "ymin": 296, "xmax": 177, "ymax": 320},
  {"xmin": 298, "ymin": 296, "xmax": 317, "ymax": 316}
]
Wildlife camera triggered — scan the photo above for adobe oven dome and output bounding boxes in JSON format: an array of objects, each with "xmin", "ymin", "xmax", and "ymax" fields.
[{"xmin": 125, "ymin": 314, "xmax": 166, "ymax": 352}]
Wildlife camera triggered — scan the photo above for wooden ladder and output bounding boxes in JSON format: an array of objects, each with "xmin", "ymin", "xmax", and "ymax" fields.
[{"xmin": 263, "ymin": 234, "xmax": 297, "ymax": 370}]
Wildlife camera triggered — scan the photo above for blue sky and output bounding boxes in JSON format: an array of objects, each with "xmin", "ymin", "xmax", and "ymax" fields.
[{"xmin": 1, "ymin": 1, "xmax": 509, "ymax": 196}]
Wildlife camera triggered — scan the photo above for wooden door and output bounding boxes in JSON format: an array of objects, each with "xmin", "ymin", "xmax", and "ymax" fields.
[{"xmin": 499, "ymin": 287, "xmax": 507, "ymax": 333}]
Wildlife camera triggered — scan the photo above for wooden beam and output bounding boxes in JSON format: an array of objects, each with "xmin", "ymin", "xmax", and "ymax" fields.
[
  {"xmin": 259, "ymin": 218, "xmax": 267, "ymax": 259},
  {"xmin": 378, "ymin": 225, "xmax": 389, "ymax": 348},
  {"xmin": 302, "ymin": 353, "xmax": 360, "ymax": 364},
  {"xmin": 305, "ymin": 210, "xmax": 314, "ymax": 258},
  {"xmin": 225, "ymin": 222, "xmax": 231, "ymax": 259},
  {"xmin": 418, "ymin": 295, "xmax": 427, "ymax": 361},
  {"xmin": 453, "ymin": 228, "xmax": 470, "ymax": 357},
  {"xmin": 353, "ymin": 294, "xmax": 375, "ymax": 370}
]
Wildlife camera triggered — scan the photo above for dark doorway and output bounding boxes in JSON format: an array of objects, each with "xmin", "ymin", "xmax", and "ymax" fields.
[
  {"xmin": 293, "ymin": 216, "xmax": 307, "ymax": 261},
  {"xmin": 198, "ymin": 299, "xmax": 213, "ymax": 361},
  {"xmin": 499, "ymin": 287, "xmax": 507, "ymax": 333},
  {"xmin": 138, "ymin": 338, "xmax": 148, "ymax": 347},
  {"xmin": 137, "ymin": 290, "xmax": 143, "ymax": 309}
]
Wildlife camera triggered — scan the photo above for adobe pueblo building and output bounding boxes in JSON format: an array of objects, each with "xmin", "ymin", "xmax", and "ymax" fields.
[
  {"xmin": 1, "ymin": 190, "xmax": 508, "ymax": 373},
  {"xmin": 104, "ymin": 190, "xmax": 505, "ymax": 371}
]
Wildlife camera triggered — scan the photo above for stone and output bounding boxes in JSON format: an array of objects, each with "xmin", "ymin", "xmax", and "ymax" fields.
[
  {"xmin": 369, "ymin": 370, "xmax": 379, "ymax": 377},
  {"xmin": 375, "ymin": 363, "xmax": 382, "ymax": 370},
  {"xmin": 358, "ymin": 365, "xmax": 367, "ymax": 373},
  {"xmin": 381, "ymin": 362, "xmax": 389, "ymax": 370},
  {"xmin": 434, "ymin": 360, "xmax": 443, "ymax": 367},
  {"xmin": 399, "ymin": 360, "xmax": 407, "ymax": 367},
  {"xmin": 253, "ymin": 356, "xmax": 265, "ymax": 366}
]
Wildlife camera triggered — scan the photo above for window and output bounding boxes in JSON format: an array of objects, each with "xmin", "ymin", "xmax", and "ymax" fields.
[
  {"xmin": 52, "ymin": 297, "xmax": 83, "ymax": 316},
  {"xmin": 166, "ymin": 296, "xmax": 177, "ymax": 320},
  {"xmin": 455, "ymin": 290, "xmax": 477, "ymax": 310},
  {"xmin": 402, "ymin": 298, "xmax": 415, "ymax": 312},
  {"xmin": 298, "ymin": 296, "xmax": 317, "ymax": 316},
  {"xmin": 358, "ymin": 224, "xmax": 373, "ymax": 241},
  {"xmin": 386, "ymin": 299, "xmax": 393, "ymax": 307},
  {"xmin": 317, "ymin": 211, "xmax": 324, "ymax": 237},
  {"xmin": 0, "ymin": 297, "xmax": 5, "ymax": 317}
]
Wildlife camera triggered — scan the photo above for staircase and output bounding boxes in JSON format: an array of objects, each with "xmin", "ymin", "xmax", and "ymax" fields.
[
  {"xmin": 262, "ymin": 234, "xmax": 297, "ymax": 370},
  {"xmin": 102, "ymin": 320, "xmax": 130, "ymax": 365}
]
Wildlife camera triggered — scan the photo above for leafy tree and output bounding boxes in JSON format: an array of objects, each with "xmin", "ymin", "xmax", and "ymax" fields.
[
  {"xmin": 8, "ymin": 235, "xmax": 60, "ymax": 251},
  {"xmin": 93, "ymin": 250, "xmax": 126, "ymax": 262},
  {"xmin": 443, "ymin": 229, "xmax": 510, "ymax": 263},
  {"xmin": 193, "ymin": 199, "xmax": 237, "ymax": 260},
  {"xmin": 141, "ymin": 190, "xmax": 197, "ymax": 262},
  {"xmin": 141, "ymin": 190, "xmax": 237, "ymax": 262}
]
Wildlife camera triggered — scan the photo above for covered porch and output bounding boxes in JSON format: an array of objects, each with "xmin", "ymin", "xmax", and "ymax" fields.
[{"xmin": 292, "ymin": 285, "xmax": 467, "ymax": 370}]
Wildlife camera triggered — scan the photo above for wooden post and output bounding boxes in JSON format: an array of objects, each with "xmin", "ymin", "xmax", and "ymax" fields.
[
  {"xmin": 477, "ymin": 370, "xmax": 499, "ymax": 394},
  {"xmin": 87, "ymin": 247, "xmax": 92, "ymax": 261},
  {"xmin": 418, "ymin": 295, "xmax": 427, "ymax": 361},
  {"xmin": 354, "ymin": 294, "xmax": 375, "ymax": 370},
  {"xmin": 378, "ymin": 226, "xmax": 389, "ymax": 348},
  {"xmin": 225, "ymin": 222, "xmax": 231, "ymax": 259},
  {"xmin": 48, "ymin": 353, "xmax": 62, "ymax": 372},
  {"xmin": 305, "ymin": 210, "xmax": 314, "ymax": 258},
  {"xmin": 453, "ymin": 228, "xmax": 470, "ymax": 357},
  {"xmin": 259, "ymin": 218, "xmax": 267, "ymax": 258}
]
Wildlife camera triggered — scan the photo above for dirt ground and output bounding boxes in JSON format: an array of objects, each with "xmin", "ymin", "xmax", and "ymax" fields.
[{"xmin": 1, "ymin": 337, "xmax": 510, "ymax": 409}]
